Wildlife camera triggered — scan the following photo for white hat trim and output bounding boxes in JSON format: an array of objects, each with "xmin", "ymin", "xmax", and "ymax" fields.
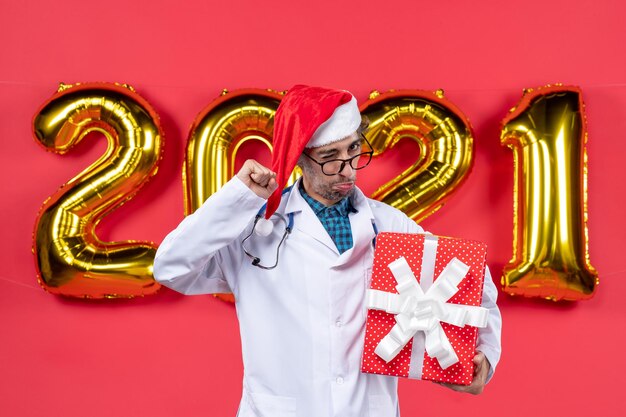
[{"xmin": 306, "ymin": 96, "xmax": 361, "ymax": 148}]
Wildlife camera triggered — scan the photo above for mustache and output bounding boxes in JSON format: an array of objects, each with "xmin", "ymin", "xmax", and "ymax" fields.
[{"xmin": 332, "ymin": 177, "xmax": 356, "ymax": 184}]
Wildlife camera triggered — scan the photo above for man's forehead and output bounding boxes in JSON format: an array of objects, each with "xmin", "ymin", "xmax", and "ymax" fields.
[{"xmin": 307, "ymin": 132, "xmax": 360, "ymax": 152}]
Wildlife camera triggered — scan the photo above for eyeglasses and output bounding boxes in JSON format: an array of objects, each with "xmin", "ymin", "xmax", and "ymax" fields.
[{"xmin": 302, "ymin": 136, "xmax": 374, "ymax": 176}]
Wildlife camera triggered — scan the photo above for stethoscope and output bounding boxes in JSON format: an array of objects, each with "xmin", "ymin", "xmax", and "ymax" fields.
[
  {"xmin": 241, "ymin": 185, "xmax": 379, "ymax": 270},
  {"xmin": 242, "ymin": 186, "xmax": 295, "ymax": 270}
]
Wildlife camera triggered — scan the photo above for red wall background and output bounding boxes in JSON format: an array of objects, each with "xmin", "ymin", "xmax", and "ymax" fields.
[{"xmin": 1, "ymin": 1, "xmax": 625, "ymax": 416}]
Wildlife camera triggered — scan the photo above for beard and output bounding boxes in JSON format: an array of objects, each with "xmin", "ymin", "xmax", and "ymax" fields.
[
  {"xmin": 315, "ymin": 178, "xmax": 356, "ymax": 202},
  {"xmin": 299, "ymin": 159, "xmax": 357, "ymax": 204}
]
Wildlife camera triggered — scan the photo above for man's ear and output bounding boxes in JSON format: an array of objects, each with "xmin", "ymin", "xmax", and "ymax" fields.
[{"xmin": 296, "ymin": 154, "xmax": 306, "ymax": 169}]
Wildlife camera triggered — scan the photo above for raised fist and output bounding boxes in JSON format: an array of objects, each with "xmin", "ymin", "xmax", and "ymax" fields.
[{"xmin": 236, "ymin": 159, "xmax": 278, "ymax": 199}]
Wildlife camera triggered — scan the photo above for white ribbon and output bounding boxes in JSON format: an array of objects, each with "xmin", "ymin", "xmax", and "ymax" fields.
[{"xmin": 367, "ymin": 256, "xmax": 488, "ymax": 369}]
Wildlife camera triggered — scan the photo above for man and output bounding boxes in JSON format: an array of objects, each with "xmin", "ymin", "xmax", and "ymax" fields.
[{"xmin": 154, "ymin": 85, "xmax": 502, "ymax": 417}]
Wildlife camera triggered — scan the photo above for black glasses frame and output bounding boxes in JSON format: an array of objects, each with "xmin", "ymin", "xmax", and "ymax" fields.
[{"xmin": 302, "ymin": 135, "xmax": 374, "ymax": 176}]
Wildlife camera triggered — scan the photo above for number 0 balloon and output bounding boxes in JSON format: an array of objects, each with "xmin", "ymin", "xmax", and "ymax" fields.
[
  {"xmin": 184, "ymin": 88, "xmax": 295, "ymax": 303},
  {"xmin": 32, "ymin": 83, "xmax": 164, "ymax": 298},
  {"xmin": 500, "ymin": 85, "xmax": 598, "ymax": 301}
]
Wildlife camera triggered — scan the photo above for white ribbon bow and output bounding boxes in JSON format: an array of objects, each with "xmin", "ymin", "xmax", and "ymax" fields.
[{"xmin": 367, "ymin": 256, "xmax": 488, "ymax": 369}]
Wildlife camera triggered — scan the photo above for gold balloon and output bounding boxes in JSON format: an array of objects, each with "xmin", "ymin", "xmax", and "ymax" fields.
[
  {"xmin": 501, "ymin": 85, "xmax": 598, "ymax": 301},
  {"xmin": 184, "ymin": 88, "xmax": 298, "ymax": 303},
  {"xmin": 32, "ymin": 82, "xmax": 164, "ymax": 298},
  {"xmin": 183, "ymin": 88, "xmax": 298, "ymax": 214},
  {"xmin": 363, "ymin": 89, "xmax": 474, "ymax": 222}
]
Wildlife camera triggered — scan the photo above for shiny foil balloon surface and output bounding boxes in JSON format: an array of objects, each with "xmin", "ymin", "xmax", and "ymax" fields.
[
  {"xmin": 501, "ymin": 85, "xmax": 598, "ymax": 301},
  {"xmin": 362, "ymin": 90, "xmax": 474, "ymax": 223},
  {"xmin": 184, "ymin": 89, "xmax": 296, "ymax": 302},
  {"xmin": 32, "ymin": 83, "xmax": 164, "ymax": 298},
  {"xmin": 183, "ymin": 88, "xmax": 297, "ymax": 214}
]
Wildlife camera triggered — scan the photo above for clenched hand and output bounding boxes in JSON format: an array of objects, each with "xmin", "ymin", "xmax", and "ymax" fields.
[{"xmin": 236, "ymin": 159, "xmax": 278, "ymax": 199}]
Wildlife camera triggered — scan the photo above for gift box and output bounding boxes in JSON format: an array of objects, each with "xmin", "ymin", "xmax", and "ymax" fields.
[{"xmin": 361, "ymin": 232, "xmax": 488, "ymax": 385}]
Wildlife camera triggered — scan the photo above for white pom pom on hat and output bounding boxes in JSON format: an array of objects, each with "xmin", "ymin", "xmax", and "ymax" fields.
[{"xmin": 254, "ymin": 217, "xmax": 274, "ymax": 237}]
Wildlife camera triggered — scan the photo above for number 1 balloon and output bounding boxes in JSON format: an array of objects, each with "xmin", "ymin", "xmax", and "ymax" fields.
[{"xmin": 500, "ymin": 85, "xmax": 598, "ymax": 301}]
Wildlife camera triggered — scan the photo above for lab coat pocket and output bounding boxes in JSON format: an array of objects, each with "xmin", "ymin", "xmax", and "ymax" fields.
[
  {"xmin": 368, "ymin": 393, "xmax": 397, "ymax": 417},
  {"xmin": 240, "ymin": 389, "xmax": 297, "ymax": 417}
]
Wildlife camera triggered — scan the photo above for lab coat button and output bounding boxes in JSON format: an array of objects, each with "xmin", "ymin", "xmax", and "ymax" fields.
[
  {"xmin": 335, "ymin": 320, "xmax": 342, "ymax": 327},
  {"xmin": 336, "ymin": 377, "xmax": 344, "ymax": 384}
]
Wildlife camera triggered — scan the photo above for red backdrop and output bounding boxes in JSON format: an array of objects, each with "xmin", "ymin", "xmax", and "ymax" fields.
[{"xmin": 1, "ymin": 1, "xmax": 625, "ymax": 416}]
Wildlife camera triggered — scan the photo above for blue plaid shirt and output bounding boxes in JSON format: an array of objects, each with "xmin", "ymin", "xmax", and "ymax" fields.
[{"xmin": 299, "ymin": 185, "xmax": 357, "ymax": 254}]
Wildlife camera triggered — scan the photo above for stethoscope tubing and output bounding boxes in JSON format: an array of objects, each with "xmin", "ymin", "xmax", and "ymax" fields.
[{"xmin": 241, "ymin": 186, "xmax": 295, "ymax": 270}]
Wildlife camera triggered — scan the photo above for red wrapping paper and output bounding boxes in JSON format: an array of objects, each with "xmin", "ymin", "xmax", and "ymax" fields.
[{"xmin": 361, "ymin": 232, "xmax": 487, "ymax": 385}]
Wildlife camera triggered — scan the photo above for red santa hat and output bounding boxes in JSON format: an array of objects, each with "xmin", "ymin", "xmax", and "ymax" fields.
[{"xmin": 264, "ymin": 85, "xmax": 362, "ymax": 220}]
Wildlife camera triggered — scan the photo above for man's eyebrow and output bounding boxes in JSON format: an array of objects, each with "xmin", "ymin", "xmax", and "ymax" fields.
[
  {"xmin": 317, "ymin": 147, "xmax": 338, "ymax": 157},
  {"xmin": 317, "ymin": 139, "xmax": 362, "ymax": 157}
]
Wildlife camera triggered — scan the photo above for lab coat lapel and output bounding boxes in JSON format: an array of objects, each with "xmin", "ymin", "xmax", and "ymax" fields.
[
  {"xmin": 333, "ymin": 186, "xmax": 376, "ymax": 267},
  {"xmin": 285, "ymin": 182, "xmax": 338, "ymax": 255}
]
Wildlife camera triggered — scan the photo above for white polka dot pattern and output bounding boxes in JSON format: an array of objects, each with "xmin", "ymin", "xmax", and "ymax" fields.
[{"xmin": 360, "ymin": 232, "xmax": 487, "ymax": 385}]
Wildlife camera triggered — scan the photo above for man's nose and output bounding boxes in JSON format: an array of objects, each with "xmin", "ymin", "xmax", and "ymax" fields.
[{"xmin": 338, "ymin": 160, "xmax": 355, "ymax": 176}]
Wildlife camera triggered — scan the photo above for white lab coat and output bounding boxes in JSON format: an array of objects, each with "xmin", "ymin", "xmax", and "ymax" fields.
[{"xmin": 154, "ymin": 177, "xmax": 502, "ymax": 417}]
